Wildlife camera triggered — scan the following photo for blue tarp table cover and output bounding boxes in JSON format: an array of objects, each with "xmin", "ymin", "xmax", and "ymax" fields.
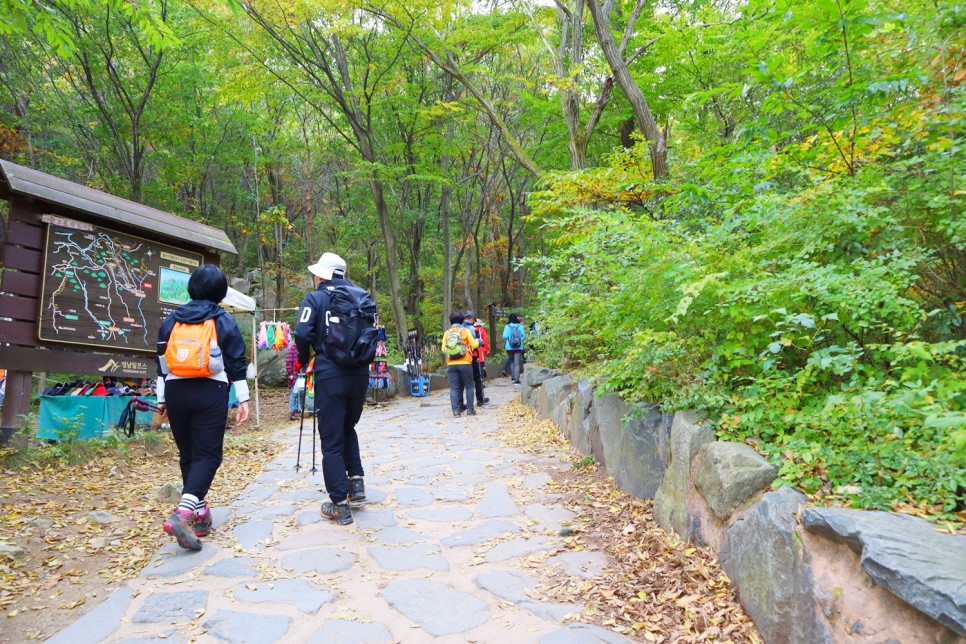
[
  {"xmin": 38, "ymin": 395, "xmax": 158, "ymax": 440},
  {"xmin": 38, "ymin": 387, "xmax": 240, "ymax": 440}
]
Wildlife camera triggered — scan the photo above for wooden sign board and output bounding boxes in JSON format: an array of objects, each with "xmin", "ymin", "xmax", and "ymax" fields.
[{"xmin": 38, "ymin": 219, "xmax": 202, "ymax": 353}]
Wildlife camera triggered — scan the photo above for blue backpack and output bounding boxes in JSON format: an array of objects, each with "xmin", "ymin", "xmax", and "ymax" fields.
[{"xmin": 508, "ymin": 325, "xmax": 523, "ymax": 349}]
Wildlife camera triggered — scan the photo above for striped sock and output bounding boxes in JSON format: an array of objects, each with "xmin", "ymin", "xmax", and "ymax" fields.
[
  {"xmin": 178, "ymin": 494, "xmax": 199, "ymax": 513},
  {"xmin": 196, "ymin": 499, "xmax": 208, "ymax": 513}
]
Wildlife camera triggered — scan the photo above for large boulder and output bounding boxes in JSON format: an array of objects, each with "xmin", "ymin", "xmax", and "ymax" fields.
[
  {"xmin": 653, "ymin": 411, "xmax": 716, "ymax": 539},
  {"xmin": 538, "ymin": 375, "xmax": 575, "ymax": 421},
  {"xmin": 590, "ymin": 393, "xmax": 665, "ymax": 499},
  {"xmin": 522, "ymin": 367, "xmax": 557, "ymax": 407},
  {"xmin": 257, "ymin": 352, "xmax": 288, "ymax": 387},
  {"xmin": 229, "ymin": 277, "xmax": 251, "ymax": 295},
  {"xmin": 693, "ymin": 442, "xmax": 778, "ymax": 520},
  {"xmin": 566, "ymin": 380, "xmax": 596, "ymax": 457},
  {"xmin": 719, "ymin": 487, "xmax": 833, "ymax": 644},
  {"xmin": 802, "ymin": 508, "xmax": 966, "ymax": 637}
]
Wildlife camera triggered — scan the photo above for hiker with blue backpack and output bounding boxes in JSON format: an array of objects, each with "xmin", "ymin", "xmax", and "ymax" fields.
[{"xmin": 502, "ymin": 313, "xmax": 526, "ymax": 386}]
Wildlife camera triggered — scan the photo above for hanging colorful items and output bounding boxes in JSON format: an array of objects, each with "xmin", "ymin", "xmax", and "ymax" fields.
[
  {"xmin": 369, "ymin": 324, "xmax": 391, "ymax": 390},
  {"xmin": 256, "ymin": 321, "xmax": 292, "ymax": 350}
]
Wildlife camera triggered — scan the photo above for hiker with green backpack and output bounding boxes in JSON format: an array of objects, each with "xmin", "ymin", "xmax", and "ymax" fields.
[{"xmin": 443, "ymin": 310, "xmax": 479, "ymax": 417}]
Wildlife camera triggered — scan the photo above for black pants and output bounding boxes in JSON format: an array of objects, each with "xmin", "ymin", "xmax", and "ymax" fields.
[
  {"xmin": 314, "ymin": 373, "xmax": 367, "ymax": 504},
  {"xmin": 165, "ymin": 378, "xmax": 229, "ymax": 500},
  {"xmin": 472, "ymin": 359, "xmax": 485, "ymax": 405}
]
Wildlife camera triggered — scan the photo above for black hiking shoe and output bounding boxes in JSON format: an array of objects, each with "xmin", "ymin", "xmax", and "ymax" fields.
[
  {"xmin": 348, "ymin": 476, "xmax": 366, "ymax": 506},
  {"xmin": 453, "ymin": 410, "xmax": 462, "ymax": 417},
  {"xmin": 321, "ymin": 501, "xmax": 353, "ymax": 525},
  {"xmin": 466, "ymin": 408, "xmax": 477, "ymax": 416}
]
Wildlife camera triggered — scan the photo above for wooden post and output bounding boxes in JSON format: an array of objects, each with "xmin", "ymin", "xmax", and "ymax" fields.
[{"xmin": 1, "ymin": 371, "xmax": 32, "ymax": 443}]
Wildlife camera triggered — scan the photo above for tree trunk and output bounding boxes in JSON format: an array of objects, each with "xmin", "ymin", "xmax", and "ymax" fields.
[{"xmin": 586, "ymin": 0, "xmax": 668, "ymax": 180}]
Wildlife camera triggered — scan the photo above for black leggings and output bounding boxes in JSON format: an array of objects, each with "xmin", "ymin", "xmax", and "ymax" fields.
[{"xmin": 165, "ymin": 378, "xmax": 229, "ymax": 500}]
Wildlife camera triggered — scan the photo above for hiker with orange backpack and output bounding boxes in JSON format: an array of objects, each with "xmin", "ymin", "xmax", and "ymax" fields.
[{"xmin": 155, "ymin": 265, "xmax": 250, "ymax": 550}]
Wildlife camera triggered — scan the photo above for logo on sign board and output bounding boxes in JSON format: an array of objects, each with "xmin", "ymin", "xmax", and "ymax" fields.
[
  {"xmin": 176, "ymin": 348, "xmax": 189, "ymax": 362},
  {"xmin": 97, "ymin": 359, "xmax": 120, "ymax": 373}
]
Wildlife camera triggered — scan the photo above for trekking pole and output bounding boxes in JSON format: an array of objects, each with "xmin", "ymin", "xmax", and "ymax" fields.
[
  {"xmin": 310, "ymin": 398, "xmax": 318, "ymax": 474},
  {"xmin": 295, "ymin": 385, "xmax": 305, "ymax": 472}
]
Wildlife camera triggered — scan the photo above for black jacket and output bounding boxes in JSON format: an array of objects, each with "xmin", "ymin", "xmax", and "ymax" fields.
[
  {"xmin": 294, "ymin": 278, "xmax": 369, "ymax": 380},
  {"xmin": 156, "ymin": 300, "xmax": 248, "ymax": 383}
]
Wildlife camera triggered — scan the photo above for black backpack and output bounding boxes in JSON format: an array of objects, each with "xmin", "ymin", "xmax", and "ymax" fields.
[{"xmin": 323, "ymin": 284, "xmax": 379, "ymax": 367}]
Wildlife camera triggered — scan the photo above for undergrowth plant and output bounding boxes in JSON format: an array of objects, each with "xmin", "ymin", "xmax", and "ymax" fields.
[{"xmin": 527, "ymin": 0, "xmax": 965, "ymax": 520}]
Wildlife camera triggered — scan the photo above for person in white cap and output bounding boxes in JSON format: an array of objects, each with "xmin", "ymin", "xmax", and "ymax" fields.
[{"xmin": 294, "ymin": 252, "xmax": 379, "ymax": 526}]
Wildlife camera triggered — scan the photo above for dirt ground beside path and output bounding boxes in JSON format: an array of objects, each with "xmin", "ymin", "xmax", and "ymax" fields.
[{"xmin": 0, "ymin": 387, "xmax": 293, "ymax": 643}]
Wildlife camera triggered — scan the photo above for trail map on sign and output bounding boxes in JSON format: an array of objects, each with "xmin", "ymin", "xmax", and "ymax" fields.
[{"xmin": 39, "ymin": 222, "xmax": 202, "ymax": 352}]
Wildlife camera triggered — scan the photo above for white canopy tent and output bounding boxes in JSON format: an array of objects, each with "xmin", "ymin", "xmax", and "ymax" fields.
[{"xmin": 220, "ymin": 286, "xmax": 260, "ymax": 428}]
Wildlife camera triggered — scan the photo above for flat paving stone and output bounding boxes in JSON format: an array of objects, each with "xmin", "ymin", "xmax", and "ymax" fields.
[
  {"xmin": 449, "ymin": 461, "xmax": 485, "ymax": 474},
  {"xmin": 46, "ymin": 587, "xmax": 132, "ymax": 644},
  {"xmin": 237, "ymin": 485, "xmax": 278, "ymax": 504},
  {"xmin": 116, "ymin": 629, "xmax": 184, "ymax": 644},
  {"xmin": 353, "ymin": 507, "xmax": 397, "ymax": 529},
  {"xmin": 478, "ymin": 482, "xmax": 519, "ymax": 518},
  {"xmin": 359, "ymin": 487, "xmax": 388, "ymax": 504},
  {"xmin": 211, "ymin": 506, "xmax": 232, "ymax": 528},
  {"xmin": 281, "ymin": 547, "xmax": 355, "ymax": 574},
  {"xmin": 380, "ymin": 578, "xmax": 489, "ymax": 636},
  {"xmin": 526, "ymin": 503, "xmax": 575, "ymax": 532},
  {"xmin": 539, "ymin": 623, "xmax": 630, "ymax": 643},
  {"xmin": 475, "ymin": 569, "xmax": 537, "ymax": 602},
  {"xmin": 475, "ymin": 570, "xmax": 577, "ymax": 622},
  {"xmin": 486, "ymin": 536, "xmax": 556, "ymax": 563},
  {"xmin": 365, "ymin": 475, "xmax": 391, "ymax": 485},
  {"xmin": 305, "ymin": 620, "xmax": 394, "ymax": 644},
  {"xmin": 441, "ymin": 520, "xmax": 520, "ymax": 548},
  {"xmin": 233, "ymin": 520, "xmax": 274, "ymax": 550},
  {"xmin": 277, "ymin": 488, "xmax": 326, "ymax": 502},
  {"xmin": 249, "ymin": 504, "xmax": 296, "ymax": 521},
  {"xmin": 368, "ymin": 544, "xmax": 449, "ymax": 572},
  {"xmin": 546, "ymin": 551, "xmax": 608, "ymax": 579},
  {"xmin": 297, "ymin": 510, "xmax": 323, "ymax": 526},
  {"xmin": 257, "ymin": 470, "xmax": 300, "ymax": 484},
  {"xmin": 523, "ymin": 472, "xmax": 553, "ymax": 490},
  {"xmin": 131, "ymin": 590, "xmax": 208, "ymax": 623},
  {"xmin": 204, "ymin": 609, "xmax": 292, "ymax": 643},
  {"xmin": 408, "ymin": 506, "xmax": 473, "ymax": 522},
  {"xmin": 204, "ymin": 556, "xmax": 259, "ymax": 578},
  {"xmin": 449, "ymin": 474, "xmax": 492, "ymax": 485},
  {"xmin": 232, "ymin": 579, "xmax": 335, "ymax": 614},
  {"xmin": 396, "ymin": 487, "xmax": 435, "ymax": 506},
  {"xmin": 141, "ymin": 543, "xmax": 216, "ymax": 578},
  {"xmin": 264, "ymin": 458, "xmax": 299, "ymax": 471},
  {"xmin": 372, "ymin": 526, "xmax": 429, "ymax": 544},
  {"xmin": 277, "ymin": 527, "xmax": 352, "ymax": 550},
  {"xmin": 431, "ymin": 485, "xmax": 471, "ymax": 502}
]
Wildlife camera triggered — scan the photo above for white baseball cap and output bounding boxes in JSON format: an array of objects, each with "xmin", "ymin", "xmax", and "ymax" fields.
[{"xmin": 308, "ymin": 252, "xmax": 347, "ymax": 280}]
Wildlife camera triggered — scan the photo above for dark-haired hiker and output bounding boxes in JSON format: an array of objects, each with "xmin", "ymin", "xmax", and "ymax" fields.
[
  {"xmin": 156, "ymin": 264, "xmax": 250, "ymax": 551},
  {"xmin": 503, "ymin": 313, "xmax": 526, "ymax": 386}
]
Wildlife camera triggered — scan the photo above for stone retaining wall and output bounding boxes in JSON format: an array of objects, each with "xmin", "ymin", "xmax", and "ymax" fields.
[{"xmin": 522, "ymin": 368, "xmax": 966, "ymax": 644}]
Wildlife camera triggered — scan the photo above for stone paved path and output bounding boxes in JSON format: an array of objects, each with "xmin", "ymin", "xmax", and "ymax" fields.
[{"xmin": 48, "ymin": 380, "xmax": 629, "ymax": 644}]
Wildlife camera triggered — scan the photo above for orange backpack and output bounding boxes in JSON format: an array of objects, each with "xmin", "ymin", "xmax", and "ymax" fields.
[{"xmin": 164, "ymin": 318, "xmax": 218, "ymax": 378}]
